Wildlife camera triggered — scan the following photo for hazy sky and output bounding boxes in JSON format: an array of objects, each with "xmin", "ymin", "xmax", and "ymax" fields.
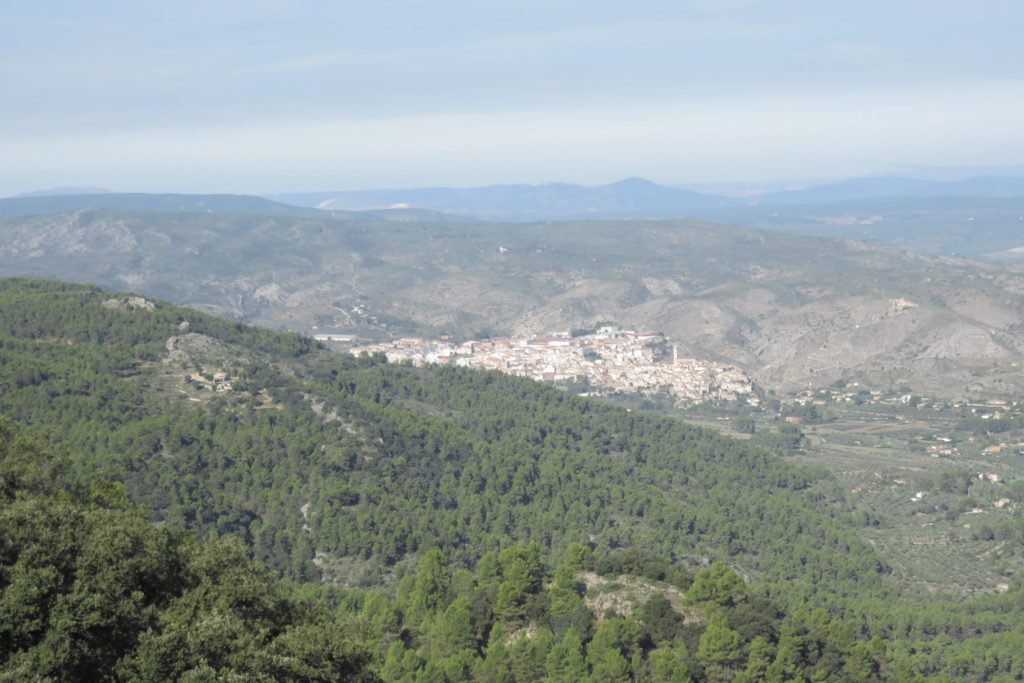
[{"xmin": 2, "ymin": 1, "xmax": 1022, "ymax": 195}]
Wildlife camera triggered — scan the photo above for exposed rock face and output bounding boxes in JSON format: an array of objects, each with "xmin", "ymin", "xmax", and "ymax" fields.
[
  {"xmin": 102, "ymin": 296, "xmax": 155, "ymax": 311},
  {"xmin": 164, "ymin": 333, "xmax": 242, "ymax": 368}
]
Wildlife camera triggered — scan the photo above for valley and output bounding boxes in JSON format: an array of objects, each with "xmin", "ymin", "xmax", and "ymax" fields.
[
  {"xmin": 4, "ymin": 191, "xmax": 1024, "ymax": 678},
  {"xmin": 3, "ymin": 204, "xmax": 1024, "ymax": 401}
]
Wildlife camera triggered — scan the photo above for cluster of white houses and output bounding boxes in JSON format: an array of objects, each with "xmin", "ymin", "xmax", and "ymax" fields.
[{"xmin": 348, "ymin": 329, "xmax": 754, "ymax": 403}]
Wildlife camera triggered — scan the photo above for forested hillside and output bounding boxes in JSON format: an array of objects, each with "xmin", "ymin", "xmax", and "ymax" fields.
[
  {"xmin": 0, "ymin": 279, "xmax": 880, "ymax": 593},
  {"xmin": 0, "ymin": 419, "xmax": 899, "ymax": 681},
  {"xmin": 0, "ymin": 421, "xmax": 376, "ymax": 681},
  {"xmin": 2, "ymin": 278, "xmax": 1024, "ymax": 680}
]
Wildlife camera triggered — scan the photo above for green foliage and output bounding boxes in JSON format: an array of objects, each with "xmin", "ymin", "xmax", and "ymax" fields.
[
  {"xmin": 638, "ymin": 595, "xmax": 686, "ymax": 645},
  {"xmin": 0, "ymin": 279, "xmax": 888, "ymax": 605},
  {"xmin": 2, "ymin": 279, "xmax": 1024, "ymax": 680},
  {"xmin": 752, "ymin": 422, "xmax": 807, "ymax": 454},
  {"xmin": 685, "ymin": 562, "xmax": 747, "ymax": 608},
  {"xmin": 546, "ymin": 628, "xmax": 588, "ymax": 682},
  {"xmin": 697, "ymin": 611, "xmax": 745, "ymax": 682},
  {"xmin": 0, "ymin": 420, "xmax": 375, "ymax": 681}
]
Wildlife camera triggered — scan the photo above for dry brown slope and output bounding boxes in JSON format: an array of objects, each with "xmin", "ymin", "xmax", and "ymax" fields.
[{"xmin": 2, "ymin": 209, "xmax": 1024, "ymax": 396}]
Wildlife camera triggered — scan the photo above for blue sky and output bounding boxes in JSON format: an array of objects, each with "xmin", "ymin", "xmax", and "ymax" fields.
[{"xmin": 2, "ymin": 1, "xmax": 1023, "ymax": 195}]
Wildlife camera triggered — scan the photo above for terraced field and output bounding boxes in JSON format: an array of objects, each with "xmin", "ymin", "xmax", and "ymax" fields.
[{"xmin": 793, "ymin": 414, "xmax": 1024, "ymax": 598}]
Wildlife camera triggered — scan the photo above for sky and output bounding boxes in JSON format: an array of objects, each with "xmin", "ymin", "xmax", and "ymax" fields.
[{"xmin": 2, "ymin": 1, "xmax": 1023, "ymax": 196}]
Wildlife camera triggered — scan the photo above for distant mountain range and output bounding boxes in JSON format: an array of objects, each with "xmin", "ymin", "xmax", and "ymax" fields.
[
  {"xmin": 269, "ymin": 175, "xmax": 1024, "ymax": 222},
  {"xmin": 751, "ymin": 175, "xmax": 1024, "ymax": 205},
  {"xmin": 272, "ymin": 177, "xmax": 728, "ymax": 221},
  {"xmin": 0, "ymin": 192, "xmax": 462, "ymax": 222},
  {"xmin": 0, "ymin": 192, "xmax": 323, "ymax": 217},
  {"xmin": 6, "ymin": 177, "xmax": 1024, "ymax": 261},
  {"xmin": 9, "ymin": 174, "xmax": 1024, "ymax": 224}
]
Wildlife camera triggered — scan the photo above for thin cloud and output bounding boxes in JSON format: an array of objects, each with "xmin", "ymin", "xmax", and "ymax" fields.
[
  {"xmin": 815, "ymin": 41, "xmax": 896, "ymax": 61},
  {"xmin": 3, "ymin": 2, "xmax": 1022, "ymax": 194},
  {"xmin": 4, "ymin": 78, "xmax": 1021, "ymax": 195},
  {"xmin": 250, "ymin": 17, "xmax": 797, "ymax": 78}
]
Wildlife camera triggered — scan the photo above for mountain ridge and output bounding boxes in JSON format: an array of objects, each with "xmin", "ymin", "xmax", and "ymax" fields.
[
  {"xmin": 269, "ymin": 174, "xmax": 1024, "ymax": 222},
  {"xmin": 1, "ymin": 208, "xmax": 1023, "ymax": 397},
  {"xmin": 0, "ymin": 192, "xmax": 466, "ymax": 222}
]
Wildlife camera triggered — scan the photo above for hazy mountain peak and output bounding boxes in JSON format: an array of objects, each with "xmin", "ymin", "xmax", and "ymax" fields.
[{"xmin": 609, "ymin": 176, "xmax": 659, "ymax": 188}]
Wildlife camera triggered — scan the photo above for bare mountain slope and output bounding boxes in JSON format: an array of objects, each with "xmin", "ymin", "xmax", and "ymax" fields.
[{"xmin": 1, "ymin": 208, "xmax": 1023, "ymax": 396}]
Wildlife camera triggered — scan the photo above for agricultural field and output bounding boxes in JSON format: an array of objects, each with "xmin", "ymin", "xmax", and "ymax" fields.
[{"xmin": 693, "ymin": 397, "xmax": 1024, "ymax": 599}]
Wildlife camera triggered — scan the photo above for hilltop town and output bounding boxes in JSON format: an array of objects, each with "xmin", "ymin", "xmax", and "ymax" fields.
[{"xmin": 342, "ymin": 328, "xmax": 755, "ymax": 404}]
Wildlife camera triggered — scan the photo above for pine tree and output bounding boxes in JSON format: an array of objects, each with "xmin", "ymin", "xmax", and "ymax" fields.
[{"xmin": 697, "ymin": 610, "xmax": 744, "ymax": 683}]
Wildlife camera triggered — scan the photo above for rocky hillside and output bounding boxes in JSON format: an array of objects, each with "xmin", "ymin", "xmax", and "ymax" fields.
[{"xmin": 2, "ymin": 207, "xmax": 1024, "ymax": 396}]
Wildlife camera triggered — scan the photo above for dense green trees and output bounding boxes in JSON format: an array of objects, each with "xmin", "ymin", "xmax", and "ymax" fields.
[
  {"xmin": 340, "ymin": 539, "xmax": 896, "ymax": 681},
  {"xmin": 0, "ymin": 421, "xmax": 375, "ymax": 681},
  {"xmin": 0, "ymin": 279, "xmax": 887, "ymax": 601},
  {"xmin": 3, "ymin": 278, "xmax": 1024, "ymax": 679}
]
